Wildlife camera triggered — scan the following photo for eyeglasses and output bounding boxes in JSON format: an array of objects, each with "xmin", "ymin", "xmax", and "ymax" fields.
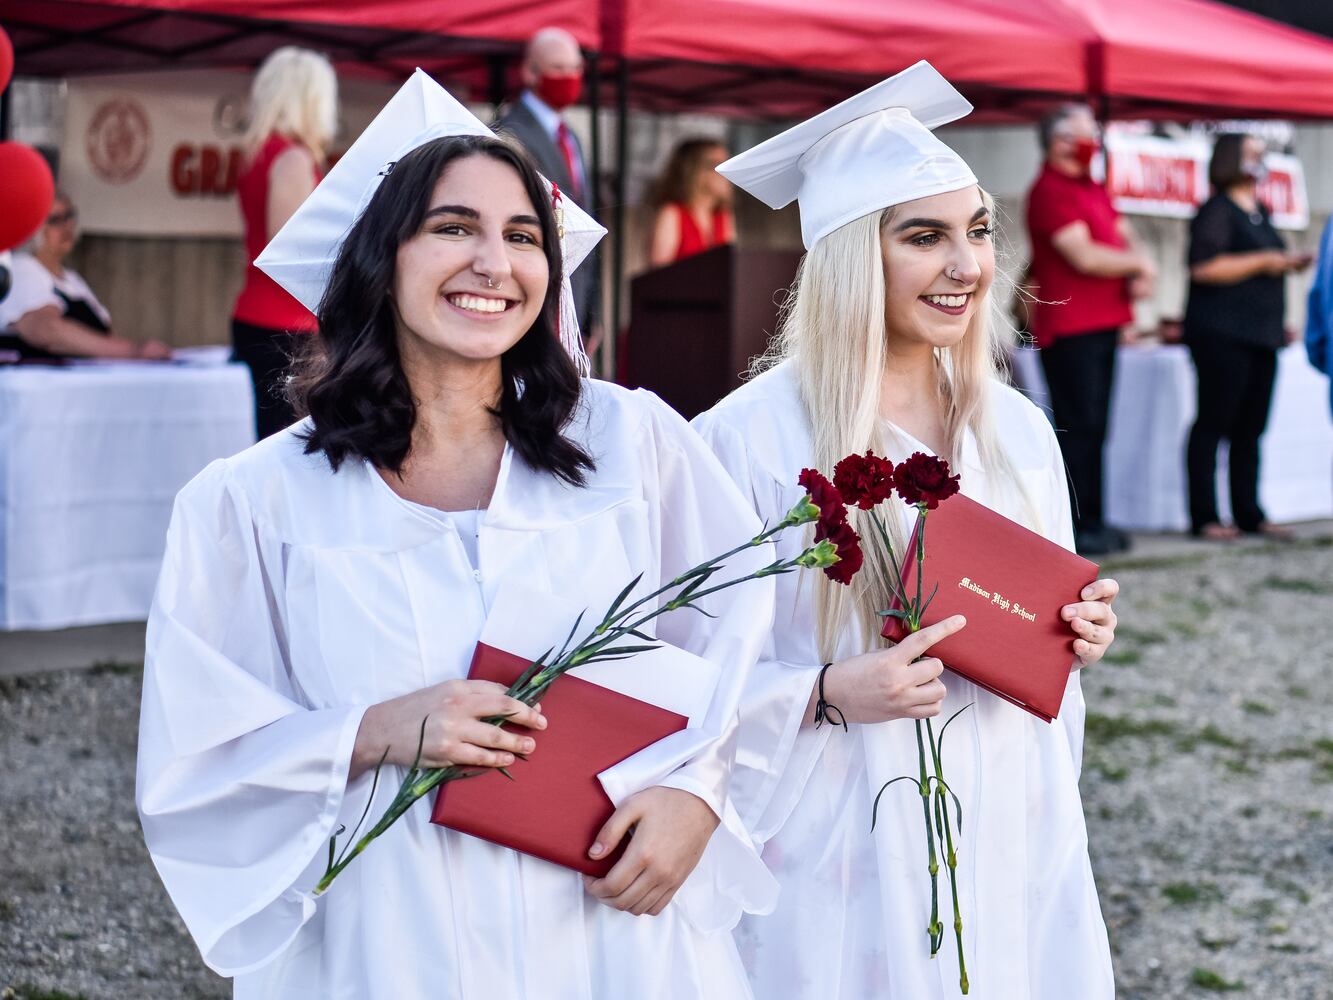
[{"xmin": 46, "ymin": 210, "xmax": 78, "ymax": 226}]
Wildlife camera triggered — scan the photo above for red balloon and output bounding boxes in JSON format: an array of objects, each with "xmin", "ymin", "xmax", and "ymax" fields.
[
  {"xmin": 0, "ymin": 27, "xmax": 12, "ymax": 94},
  {"xmin": 0, "ymin": 142, "xmax": 55, "ymax": 251}
]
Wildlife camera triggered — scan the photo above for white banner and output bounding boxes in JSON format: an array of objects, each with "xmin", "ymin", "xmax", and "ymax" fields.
[
  {"xmin": 1104, "ymin": 130, "xmax": 1309, "ymax": 231},
  {"xmin": 62, "ymin": 70, "xmax": 398, "ymax": 237}
]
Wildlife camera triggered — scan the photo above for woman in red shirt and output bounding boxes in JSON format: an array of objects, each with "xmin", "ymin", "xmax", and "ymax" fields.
[
  {"xmin": 647, "ymin": 138, "xmax": 735, "ymax": 267},
  {"xmin": 232, "ymin": 46, "xmax": 338, "ymax": 438}
]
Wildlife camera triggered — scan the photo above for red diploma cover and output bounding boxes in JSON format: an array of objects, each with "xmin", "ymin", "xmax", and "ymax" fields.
[
  {"xmin": 431, "ymin": 643, "xmax": 688, "ymax": 877},
  {"xmin": 880, "ymin": 494, "xmax": 1099, "ymax": 722}
]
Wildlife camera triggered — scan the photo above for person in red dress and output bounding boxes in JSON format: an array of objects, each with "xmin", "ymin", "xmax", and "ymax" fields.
[
  {"xmin": 231, "ymin": 46, "xmax": 338, "ymax": 438},
  {"xmin": 647, "ymin": 138, "xmax": 735, "ymax": 267}
]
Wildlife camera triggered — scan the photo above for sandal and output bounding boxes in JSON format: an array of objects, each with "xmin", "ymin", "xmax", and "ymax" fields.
[
  {"xmin": 1244, "ymin": 521, "xmax": 1296, "ymax": 541},
  {"xmin": 1193, "ymin": 522, "xmax": 1240, "ymax": 541}
]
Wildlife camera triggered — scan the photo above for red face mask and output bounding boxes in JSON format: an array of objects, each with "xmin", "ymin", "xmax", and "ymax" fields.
[
  {"xmin": 536, "ymin": 73, "xmax": 583, "ymax": 110},
  {"xmin": 1071, "ymin": 137, "xmax": 1100, "ymax": 170}
]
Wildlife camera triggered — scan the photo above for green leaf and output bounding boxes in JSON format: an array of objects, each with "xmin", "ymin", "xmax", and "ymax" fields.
[
  {"xmin": 606, "ymin": 573, "xmax": 645, "ymax": 620},
  {"xmin": 877, "ymin": 609, "xmax": 911, "ymax": 620},
  {"xmin": 871, "ymin": 775, "xmax": 920, "ymax": 831},
  {"xmin": 513, "ymin": 648, "xmax": 554, "ymax": 694}
]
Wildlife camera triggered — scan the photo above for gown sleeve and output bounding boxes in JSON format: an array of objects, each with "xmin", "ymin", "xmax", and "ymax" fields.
[
  {"xmin": 136, "ymin": 460, "xmax": 367, "ymax": 976},
  {"xmin": 691, "ymin": 410, "xmax": 833, "ymax": 846},
  {"xmin": 593, "ymin": 391, "xmax": 780, "ymax": 932},
  {"xmin": 1034, "ymin": 412, "xmax": 1088, "ymax": 776}
]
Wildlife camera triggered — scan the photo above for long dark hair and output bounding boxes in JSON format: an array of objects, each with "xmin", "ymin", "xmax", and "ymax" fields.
[{"xmin": 291, "ymin": 133, "xmax": 594, "ymax": 486}]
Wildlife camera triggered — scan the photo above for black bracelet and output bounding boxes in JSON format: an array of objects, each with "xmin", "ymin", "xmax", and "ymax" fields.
[{"xmin": 813, "ymin": 662, "xmax": 848, "ymax": 732}]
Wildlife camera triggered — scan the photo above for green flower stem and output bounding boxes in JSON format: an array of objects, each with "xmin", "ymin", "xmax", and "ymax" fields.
[
  {"xmin": 313, "ymin": 506, "xmax": 822, "ymax": 896},
  {"xmin": 867, "ymin": 508, "xmax": 910, "ymax": 611},
  {"xmin": 926, "ymin": 716, "xmax": 968, "ymax": 995},
  {"xmin": 915, "ymin": 718, "xmax": 943, "ymax": 954}
]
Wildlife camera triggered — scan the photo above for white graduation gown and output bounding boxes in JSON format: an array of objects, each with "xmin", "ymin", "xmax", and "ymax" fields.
[
  {"xmin": 694, "ymin": 362, "xmax": 1114, "ymax": 1000},
  {"xmin": 137, "ymin": 379, "xmax": 780, "ymax": 999}
]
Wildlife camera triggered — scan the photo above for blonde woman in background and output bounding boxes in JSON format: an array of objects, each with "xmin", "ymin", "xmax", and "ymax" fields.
[
  {"xmin": 231, "ymin": 46, "xmax": 338, "ymax": 438},
  {"xmin": 694, "ymin": 64, "xmax": 1120, "ymax": 998}
]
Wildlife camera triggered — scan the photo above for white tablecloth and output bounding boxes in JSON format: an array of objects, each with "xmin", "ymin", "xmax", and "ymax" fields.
[
  {"xmin": 1010, "ymin": 343, "xmax": 1333, "ymax": 532},
  {"xmin": 0, "ymin": 360, "xmax": 255, "ymax": 630}
]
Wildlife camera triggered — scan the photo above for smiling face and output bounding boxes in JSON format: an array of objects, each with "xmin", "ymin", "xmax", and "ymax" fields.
[
  {"xmin": 879, "ymin": 186, "xmax": 994, "ymax": 353},
  {"xmin": 391, "ymin": 154, "xmax": 550, "ymax": 369}
]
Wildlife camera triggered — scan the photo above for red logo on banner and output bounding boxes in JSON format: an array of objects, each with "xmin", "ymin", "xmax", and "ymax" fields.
[
  {"xmin": 1107, "ymin": 152, "xmax": 1198, "ymax": 207},
  {"xmin": 86, "ymin": 98, "xmax": 151, "ymax": 184}
]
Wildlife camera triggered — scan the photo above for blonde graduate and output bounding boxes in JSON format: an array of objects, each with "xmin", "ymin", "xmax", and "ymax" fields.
[{"xmin": 694, "ymin": 185, "xmax": 1121, "ymax": 998}]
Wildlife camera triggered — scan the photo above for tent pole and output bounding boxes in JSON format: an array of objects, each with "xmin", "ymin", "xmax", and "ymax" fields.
[
  {"xmin": 608, "ymin": 60, "xmax": 629, "ymax": 382},
  {"xmin": 587, "ymin": 51, "xmax": 601, "ymax": 219}
]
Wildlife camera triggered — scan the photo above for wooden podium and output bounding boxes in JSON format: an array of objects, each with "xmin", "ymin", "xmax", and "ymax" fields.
[{"xmin": 625, "ymin": 245, "xmax": 801, "ymax": 419}]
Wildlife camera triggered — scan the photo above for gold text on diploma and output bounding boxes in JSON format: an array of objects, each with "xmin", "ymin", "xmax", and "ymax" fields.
[{"xmin": 957, "ymin": 577, "xmax": 1037, "ymax": 623}]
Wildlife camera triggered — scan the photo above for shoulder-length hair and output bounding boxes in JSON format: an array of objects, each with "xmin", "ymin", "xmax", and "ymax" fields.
[
  {"xmin": 1208, "ymin": 132, "xmax": 1250, "ymax": 191},
  {"xmin": 649, "ymin": 137, "xmax": 729, "ymax": 208},
  {"xmin": 242, "ymin": 47, "xmax": 338, "ymax": 161},
  {"xmin": 753, "ymin": 192, "xmax": 1035, "ymax": 662},
  {"xmin": 290, "ymin": 133, "xmax": 595, "ymax": 487}
]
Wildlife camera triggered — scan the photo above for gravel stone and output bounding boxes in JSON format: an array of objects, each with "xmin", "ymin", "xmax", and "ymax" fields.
[{"xmin": 1, "ymin": 531, "xmax": 1330, "ymax": 997}]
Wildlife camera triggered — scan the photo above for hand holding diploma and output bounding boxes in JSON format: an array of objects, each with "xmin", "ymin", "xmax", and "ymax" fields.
[
  {"xmin": 1061, "ymin": 577, "xmax": 1120, "ymax": 668},
  {"xmin": 351, "ymin": 680, "xmax": 548, "ymax": 779},
  {"xmin": 584, "ymin": 786, "xmax": 720, "ymax": 916},
  {"xmin": 805, "ymin": 615, "xmax": 966, "ymax": 726}
]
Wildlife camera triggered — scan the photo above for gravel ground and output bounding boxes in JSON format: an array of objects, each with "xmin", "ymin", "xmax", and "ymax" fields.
[{"xmin": 1, "ymin": 530, "xmax": 1330, "ymax": 999}]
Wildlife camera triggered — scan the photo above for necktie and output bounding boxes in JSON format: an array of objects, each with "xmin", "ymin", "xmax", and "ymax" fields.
[{"xmin": 556, "ymin": 121, "xmax": 583, "ymax": 203}]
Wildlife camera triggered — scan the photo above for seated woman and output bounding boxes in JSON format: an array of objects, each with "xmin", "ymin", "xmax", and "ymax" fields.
[
  {"xmin": 647, "ymin": 138, "xmax": 735, "ymax": 267},
  {"xmin": 137, "ymin": 74, "xmax": 777, "ymax": 997},
  {"xmin": 0, "ymin": 190, "xmax": 170, "ymax": 360}
]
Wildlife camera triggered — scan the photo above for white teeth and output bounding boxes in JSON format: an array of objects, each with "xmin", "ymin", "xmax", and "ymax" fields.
[
  {"xmin": 447, "ymin": 294, "xmax": 508, "ymax": 314},
  {"xmin": 925, "ymin": 294, "xmax": 968, "ymax": 308}
]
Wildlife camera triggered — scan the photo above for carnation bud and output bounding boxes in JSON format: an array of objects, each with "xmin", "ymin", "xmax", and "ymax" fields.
[
  {"xmin": 784, "ymin": 495, "xmax": 822, "ymax": 526},
  {"xmin": 796, "ymin": 539, "xmax": 840, "ymax": 569}
]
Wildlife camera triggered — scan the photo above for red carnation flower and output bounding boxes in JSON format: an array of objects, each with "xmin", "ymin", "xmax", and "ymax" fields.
[
  {"xmin": 817, "ymin": 517, "xmax": 863, "ymax": 586},
  {"xmin": 893, "ymin": 452, "xmax": 961, "ymax": 510},
  {"xmin": 798, "ymin": 467, "xmax": 848, "ymax": 529},
  {"xmin": 833, "ymin": 450, "xmax": 896, "ymax": 510}
]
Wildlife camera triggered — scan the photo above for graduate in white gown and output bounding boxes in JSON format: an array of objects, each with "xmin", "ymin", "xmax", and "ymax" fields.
[
  {"xmin": 136, "ymin": 72, "xmax": 778, "ymax": 999},
  {"xmin": 693, "ymin": 63, "xmax": 1121, "ymax": 998}
]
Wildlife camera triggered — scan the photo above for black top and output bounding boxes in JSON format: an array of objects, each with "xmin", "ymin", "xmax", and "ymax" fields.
[{"xmin": 1183, "ymin": 193, "xmax": 1286, "ymax": 350}]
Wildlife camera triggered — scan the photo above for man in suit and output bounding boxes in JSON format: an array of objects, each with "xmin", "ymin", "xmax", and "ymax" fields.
[{"xmin": 496, "ymin": 27, "xmax": 600, "ymax": 345}]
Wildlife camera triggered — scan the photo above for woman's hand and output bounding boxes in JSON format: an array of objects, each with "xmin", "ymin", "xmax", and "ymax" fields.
[
  {"xmin": 583, "ymin": 786, "xmax": 719, "ymax": 916},
  {"xmin": 350, "ymin": 679, "xmax": 546, "ymax": 780},
  {"xmin": 1062, "ymin": 578, "xmax": 1119, "ymax": 668},
  {"xmin": 808, "ymin": 615, "xmax": 966, "ymax": 726}
]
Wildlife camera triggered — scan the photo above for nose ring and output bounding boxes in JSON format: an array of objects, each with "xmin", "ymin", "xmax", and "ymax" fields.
[
  {"xmin": 947, "ymin": 267, "xmax": 959, "ymax": 281},
  {"xmin": 486, "ymin": 276, "xmax": 500, "ymax": 289}
]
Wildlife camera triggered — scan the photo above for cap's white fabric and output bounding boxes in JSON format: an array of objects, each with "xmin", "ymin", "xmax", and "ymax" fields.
[
  {"xmin": 255, "ymin": 68, "xmax": 604, "ymax": 371},
  {"xmin": 717, "ymin": 61, "xmax": 976, "ymax": 249}
]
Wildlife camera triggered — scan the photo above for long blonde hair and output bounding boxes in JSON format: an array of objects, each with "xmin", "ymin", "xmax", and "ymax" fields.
[
  {"xmin": 754, "ymin": 190, "xmax": 1032, "ymax": 661},
  {"xmin": 243, "ymin": 47, "xmax": 338, "ymax": 161}
]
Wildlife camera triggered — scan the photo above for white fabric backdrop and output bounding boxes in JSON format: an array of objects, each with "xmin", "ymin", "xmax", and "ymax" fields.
[
  {"xmin": 1010, "ymin": 343, "xmax": 1333, "ymax": 532},
  {"xmin": 0, "ymin": 360, "xmax": 255, "ymax": 629}
]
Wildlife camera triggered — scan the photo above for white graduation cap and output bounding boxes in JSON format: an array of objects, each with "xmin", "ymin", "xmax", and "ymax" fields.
[
  {"xmin": 255, "ymin": 68, "xmax": 605, "ymax": 372},
  {"xmin": 717, "ymin": 61, "xmax": 977, "ymax": 249}
]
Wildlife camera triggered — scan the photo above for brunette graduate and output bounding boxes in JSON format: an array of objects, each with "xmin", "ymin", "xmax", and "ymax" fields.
[
  {"xmin": 136, "ymin": 71, "xmax": 779, "ymax": 999},
  {"xmin": 694, "ymin": 63, "xmax": 1120, "ymax": 998}
]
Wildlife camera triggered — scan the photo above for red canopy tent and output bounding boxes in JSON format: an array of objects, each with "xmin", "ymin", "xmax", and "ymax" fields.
[
  {"xmin": 0, "ymin": 0, "xmax": 595, "ymax": 87},
  {"xmin": 606, "ymin": 0, "xmax": 1333, "ymax": 121}
]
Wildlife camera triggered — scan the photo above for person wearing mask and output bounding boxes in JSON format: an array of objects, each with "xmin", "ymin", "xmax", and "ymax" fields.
[
  {"xmin": 1025, "ymin": 104, "xmax": 1155, "ymax": 556},
  {"xmin": 231, "ymin": 46, "xmax": 337, "ymax": 438},
  {"xmin": 1184, "ymin": 133, "xmax": 1311, "ymax": 540},
  {"xmin": 496, "ymin": 27, "xmax": 600, "ymax": 343},
  {"xmin": 647, "ymin": 138, "xmax": 735, "ymax": 267},
  {"xmin": 0, "ymin": 190, "xmax": 170, "ymax": 360}
]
